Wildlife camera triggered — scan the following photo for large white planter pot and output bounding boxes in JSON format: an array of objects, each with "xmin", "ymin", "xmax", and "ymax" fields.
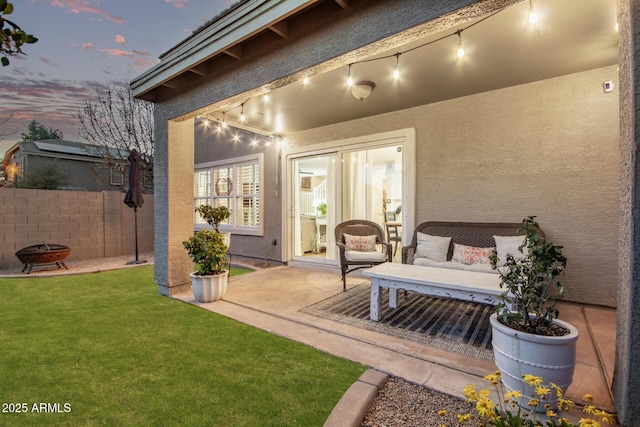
[
  {"xmin": 490, "ymin": 313, "xmax": 579, "ymax": 411},
  {"xmin": 220, "ymin": 232, "xmax": 231, "ymax": 247},
  {"xmin": 190, "ymin": 271, "xmax": 229, "ymax": 303}
]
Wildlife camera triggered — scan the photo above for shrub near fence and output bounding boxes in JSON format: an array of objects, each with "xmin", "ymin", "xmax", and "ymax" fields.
[{"xmin": 0, "ymin": 188, "xmax": 154, "ymax": 270}]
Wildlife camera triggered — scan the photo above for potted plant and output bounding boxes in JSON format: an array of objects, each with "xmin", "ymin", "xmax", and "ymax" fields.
[
  {"xmin": 317, "ymin": 202, "xmax": 327, "ymax": 216},
  {"xmin": 195, "ymin": 204, "xmax": 231, "ymax": 246},
  {"xmin": 182, "ymin": 228, "xmax": 229, "ymax": 303},
  {"xmin": 489, "ymin": 216, "xmax": 579, "ymax": 411}
]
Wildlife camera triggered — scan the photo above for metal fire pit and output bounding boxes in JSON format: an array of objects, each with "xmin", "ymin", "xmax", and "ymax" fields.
[{"xmin": 15, "ymin": 244, "xmax": 71, "ymax": 274}]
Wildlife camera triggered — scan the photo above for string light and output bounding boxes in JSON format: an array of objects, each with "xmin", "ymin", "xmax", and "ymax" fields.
[
  {"xmin": 393, "ymin": 53, "xmax": 400, "ymax": 80},
  {"xmin": 240, "ymin": 102, "xmax": 246, "ymax": 123},
  {"xmin": 528, "ymin": 0, "xmax": 538, "ymax": 25},
  {"xmin": 263, "ymin": 93, "xmax": 270, "ymax": 102},
  {"xmin": 222, "ymin": 112, "xmax": 228, "ymax": 129},
  {"xmin": 455, "ymin": 29, "xmax": 465, "ymax": 59},
  {"xmin": 303, "ymin": 77, "xmax": 310, "ymax": 85},
  {"xmin": 347, "ymin": 63, "xmax": 354, "ymax": 87}
]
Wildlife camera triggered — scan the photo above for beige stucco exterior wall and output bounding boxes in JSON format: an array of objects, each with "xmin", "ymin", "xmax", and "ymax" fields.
[
  {"xmin": 286, "ymin": 65, "xmax": 619, "ymax": 307},
  {"xmin": 0, "ymin": 188, "xmax": 154, "ymax": 269}
]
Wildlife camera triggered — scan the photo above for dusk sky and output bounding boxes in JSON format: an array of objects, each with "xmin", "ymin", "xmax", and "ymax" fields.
[{"xmin": 0, "ymin": 0, "xmax": 235, "ymax": 155}]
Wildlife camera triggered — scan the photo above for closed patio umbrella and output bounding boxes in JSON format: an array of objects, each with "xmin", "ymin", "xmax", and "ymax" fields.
[{"xmin": 124, "ymin": 149, "xmax": 147, "ymax": 265}]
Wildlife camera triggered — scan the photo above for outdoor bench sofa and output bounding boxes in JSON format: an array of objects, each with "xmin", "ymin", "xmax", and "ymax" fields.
[{"xmin": 363, "ymin": 221, "xmax": 536, "ymax": 321}]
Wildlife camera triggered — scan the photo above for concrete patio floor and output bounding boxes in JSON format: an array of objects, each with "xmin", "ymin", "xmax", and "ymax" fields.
[{"xmin": 172, "ymin": 264, "xmax": 617, "ymax": 415}]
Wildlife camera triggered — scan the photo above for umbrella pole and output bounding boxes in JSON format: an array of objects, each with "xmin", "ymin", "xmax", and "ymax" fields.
[
  {"xmin": 127, "ymin": 206, "xmax": 147, "ymax": 265},
  {"xmin": 134, "ymin": 206, "xmax": 139, "ymax": 261}
]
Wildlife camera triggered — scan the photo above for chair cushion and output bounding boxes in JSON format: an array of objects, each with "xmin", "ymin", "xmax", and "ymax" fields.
[
  {"xmin": 413, "ymin": 258, "xmax": 499, "ymax": 274},
  {"xmin": 345, "ymin": 250, "xmax": 387, "ymax": 262},
  {"xmin": 344, "ymin": 233, "xmax": 377, "ymax": 252},
  {"xmin": 414, "ymin": 232, "xmax": 451, "ymax": 262},
  {"xmin": 493, "ymin": 235, "xmax": 526, "ymax": 266},
  {"xmin": 451, "ymin": 243, "xmax": 494, "ymax": 265}
]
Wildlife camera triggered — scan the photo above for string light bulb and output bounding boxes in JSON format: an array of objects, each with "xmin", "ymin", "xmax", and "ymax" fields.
[
  {"xmin": 455, "ymin": 30, "xmax": 465, "ymax": 59},
  {"xmin": 347, "ymin": 63, "xmax": 354, "ymax": 87},
  {"xmin": 303, "ymin": 77, "xmax": 310, "ymax": 85},
  {"xmin": 240, "ymin": 103, "xmax": 246, "ymax": 123},
  {"xmin": 393, "ymin": 53, "xmax": 400, "ymax": 80},
  {"xmin": 528, "ymin": 0, "xmax": 538, "ymax": 25},
  {"xmin": 263, "ymin": 93, "xmax": 270, "ymax": 103},
  {"xmin": 222, "ymin": 112, "xmax": 228, "ymax": 129}
]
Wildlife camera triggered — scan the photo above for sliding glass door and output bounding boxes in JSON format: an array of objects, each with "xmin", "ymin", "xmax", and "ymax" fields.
[{"xmin": 290, "ymin": 144, "xmax": 403, "ymax": 263}]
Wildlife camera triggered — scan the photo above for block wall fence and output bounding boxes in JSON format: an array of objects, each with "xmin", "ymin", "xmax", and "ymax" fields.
[{"xmin": 0, "ymin": 188, "xmax": 154, "ymax": 269}]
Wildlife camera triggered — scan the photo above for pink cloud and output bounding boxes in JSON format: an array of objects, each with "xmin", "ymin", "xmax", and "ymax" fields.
[
  {"xmin": 165, "ymin": 0, "xmax": 188, "ymax": 9},
  {"xmin": 50, "ymin": 0, "xmax": 125, "ymax": 24},
  {"xmin": 82, "ymin": 42, "xmax": 95, "ymax": 50},
  {"xmin": 116, "ymin": 34, "xmax": 125, "ymax": 44}
]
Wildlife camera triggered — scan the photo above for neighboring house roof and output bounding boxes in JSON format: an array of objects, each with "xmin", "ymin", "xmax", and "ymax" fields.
[{"xmin": 2, "ymin": 139, "xmax": 129, "ymax": 166}]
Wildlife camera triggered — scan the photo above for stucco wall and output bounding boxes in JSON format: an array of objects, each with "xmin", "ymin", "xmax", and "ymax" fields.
[
  {"xmin": 194, "ymin": 124, "xmax": 282, "ymax": 263},
  {"xmin": 285, "ymin": 65, "xmax": 619, "ymax": 307},
  {"xmin": 0, "ymin": 188, "xmax": 154, "ymax": 269}
]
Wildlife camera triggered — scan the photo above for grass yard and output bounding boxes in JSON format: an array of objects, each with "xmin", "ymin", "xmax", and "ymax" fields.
[{"xmin": 0, "ymin": 266, "xmax": 366, "ymax": 426}]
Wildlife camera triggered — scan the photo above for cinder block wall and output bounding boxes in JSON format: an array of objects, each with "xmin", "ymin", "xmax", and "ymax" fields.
[{"xmin": 0, "ymin": 188, "xmax": 154, "ymax": 269}]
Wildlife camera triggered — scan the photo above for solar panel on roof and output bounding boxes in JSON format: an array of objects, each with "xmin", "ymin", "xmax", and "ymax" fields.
[{"xmin": 33, "ymin": 141, "xmax": 101, "ymax": 158}]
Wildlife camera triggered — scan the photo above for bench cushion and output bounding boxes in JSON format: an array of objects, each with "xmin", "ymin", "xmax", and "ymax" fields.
[
  {"xmin": 413, "ymin": 257, "xmax": 498, "ymax": 274},
  {"xmin": 414, "ymin": 232, "xmax": 451, "ymax": 262}
]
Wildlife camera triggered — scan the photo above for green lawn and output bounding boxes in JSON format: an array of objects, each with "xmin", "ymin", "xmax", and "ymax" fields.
[{"xmin": 0, "ymin": 266, "xmax": 366, "ymax": 426}]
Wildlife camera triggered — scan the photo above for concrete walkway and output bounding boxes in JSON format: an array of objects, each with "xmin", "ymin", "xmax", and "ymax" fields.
[{"xmin": 172, "ymin": 265, "xmax": 617, "ymax": 422}]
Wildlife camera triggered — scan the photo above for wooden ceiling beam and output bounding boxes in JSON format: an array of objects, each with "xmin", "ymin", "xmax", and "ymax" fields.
[
  {"xmin": 269, "ymin": 21, "xmax": 289, "ymax": 38},
  {"xmin": 223, "ymin": 44, "xmax": 243, "ymax": 60},
  {"xmin": 334, "ymin": 0, "xmax": 348, "ymax": 9}
]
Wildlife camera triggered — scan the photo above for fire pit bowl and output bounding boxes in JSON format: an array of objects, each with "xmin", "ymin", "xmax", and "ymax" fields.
[{"xmin": 15, "ymin": 244, "xmax": 71, "ymax": 273}]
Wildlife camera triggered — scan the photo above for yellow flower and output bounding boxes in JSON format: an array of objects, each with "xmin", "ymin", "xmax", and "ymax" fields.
[
  {"xmin": 522, "ymin": 374, "xmax": 543, "ymax": 386},
  {"xmin": 583, "ymin": 405, "xmax": 597, "ymax": 415},
  {"xmin": 483, "ymin": 371, "xmax": 501, "ymax": 385},
  {"xmin": 557, "ymin": 398, "xmax": 575, "ymax": 411},
  {"xmin": 479, "ymin": 388, "xmax": 490, "ymax": 398},
  {"xmin": 535, "ymin": 385, "xmax": 551, "ymax": 396},
  {"xmin": 594, "ymin": 409, "xmax": 618, "ymax": 424},
  {"xmin": 550, "ymin": 382, "xmax": 564, "ymax": 399},
  {"xmin": 504, "ymin": 390, "xmax": 522, "ymax": 401},
  {"xmin": 546, "ymin": 408, "xmax": 558, "ymax": 418},
  {"xmin": 437, "ymin": 409, "xmax": 447, "ymax": 417},
  {"xmin": 457, "ymin": 413, "xmax": 472, "ymax": 423},
  {"xmin": 475, "ymin": 397, "xmax": 495, "ymax": 418},
  {"xmin": 463, "ymin": 385, "xmax": 478, "ymax": 402},
  {"xmin": 527, "ymin": 398, "xmax": 540, "ymax": 407},
  {"xmin": 583, "ymin": 393, "xmax": 594, "ymax": 402},
  {"xmin": 578, "ymin": 418, "xmax": 601, "ymax": 427}
]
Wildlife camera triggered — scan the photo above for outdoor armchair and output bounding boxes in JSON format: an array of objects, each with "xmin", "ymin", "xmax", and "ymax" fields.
[{"xmin": 335, "ymin": 219, "xmax": 393, "ymax": 291}]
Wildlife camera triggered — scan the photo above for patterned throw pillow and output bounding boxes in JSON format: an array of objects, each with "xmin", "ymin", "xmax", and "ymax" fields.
[
  {"xmin": 344, "ymin": 233, "xmax": 377, "ymax": 252},
  {"xmin": 451, "ymin": 243, "xmax": 495, "ymax": 265}
]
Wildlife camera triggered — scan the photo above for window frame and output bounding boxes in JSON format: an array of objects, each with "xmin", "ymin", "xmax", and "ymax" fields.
[{"xmin": 194, "ymin": 153, "xmax": 264, "ymax": 236}]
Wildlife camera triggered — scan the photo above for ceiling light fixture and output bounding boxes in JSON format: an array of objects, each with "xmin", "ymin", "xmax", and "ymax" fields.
[
  {"xmin": 350, "ymin": 81, "xmax": 375, "ymax": 101},
  {"xmin": 455, "ymin": 29, "xmax": 465, "ymax": 59},
  {"xmin": 528, "ymin": 0, "xmax": 538, "ymax": 25}
]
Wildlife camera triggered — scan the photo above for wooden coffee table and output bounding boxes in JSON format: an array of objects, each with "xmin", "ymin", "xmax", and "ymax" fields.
[{"xmin": 362, "ymin": 262, "xmax": 506, "ymax": 321}]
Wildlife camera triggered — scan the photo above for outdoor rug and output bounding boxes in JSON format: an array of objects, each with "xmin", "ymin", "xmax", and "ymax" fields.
[{"xmin": 300, "ymin": 283, "xmax": 495, "ymax": 360}]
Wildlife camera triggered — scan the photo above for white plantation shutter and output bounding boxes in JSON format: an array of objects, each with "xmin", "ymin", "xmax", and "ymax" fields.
[{"xmin": 193, "ymin": 154, "xmax": 262, "ymax": 234}]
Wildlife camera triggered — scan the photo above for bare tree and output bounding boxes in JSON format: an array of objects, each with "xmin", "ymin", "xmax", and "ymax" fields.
[
  {"xmin": 76, "ymin": 82, "xmax": 154, "ymax": 187},
  {"xmin": 0, "ymin": 111, "xmax": 17, "ymax": 141}
]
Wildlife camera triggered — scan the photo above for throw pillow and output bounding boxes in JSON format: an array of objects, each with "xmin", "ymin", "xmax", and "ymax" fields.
[
  {"xmin": 451, "ymin": 243, "xmax": 494, "ymax": 265},
  {"xmin": 344, "ymin": 233, "xmax": 377, "ymax": 252},
  {"xmin": 414, "ymin": 232, "xmax": 451, "ymax": 262},
  {"xmin": 493, "ymin": 235, "xmax": 526, "ymax": 266}
]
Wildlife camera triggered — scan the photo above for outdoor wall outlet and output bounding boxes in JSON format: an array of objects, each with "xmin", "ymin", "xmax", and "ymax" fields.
[
  {"xmin": 604, "ymin": 81, "xmax": 614, "ymax": 93},
  {"xmin": 272, "ymin": 239, "xmax": 277, "ymax": 245}
]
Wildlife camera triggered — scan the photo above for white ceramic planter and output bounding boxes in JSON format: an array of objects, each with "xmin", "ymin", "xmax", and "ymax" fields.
[
  {"xmin": 190, "ymin": 271, "xmax": 229, "ymax": 303},
  {"xmin": 220, "ymin": 232, "xmax": 231, "ymax": 247},
  {"xmin": 490, "ymin": 313, "xmax": 579, "ymax": 411}
]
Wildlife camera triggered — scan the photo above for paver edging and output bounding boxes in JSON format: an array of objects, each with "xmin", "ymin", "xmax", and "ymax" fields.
[{"xmin": 323, "ymin": 369, "xmax": 388, "ymax": 427}]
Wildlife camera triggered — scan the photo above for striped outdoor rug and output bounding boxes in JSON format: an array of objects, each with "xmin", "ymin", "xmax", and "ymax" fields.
[{"xmin": 300, "ymin": 283, "xmax": 495, "ymax": 360}]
